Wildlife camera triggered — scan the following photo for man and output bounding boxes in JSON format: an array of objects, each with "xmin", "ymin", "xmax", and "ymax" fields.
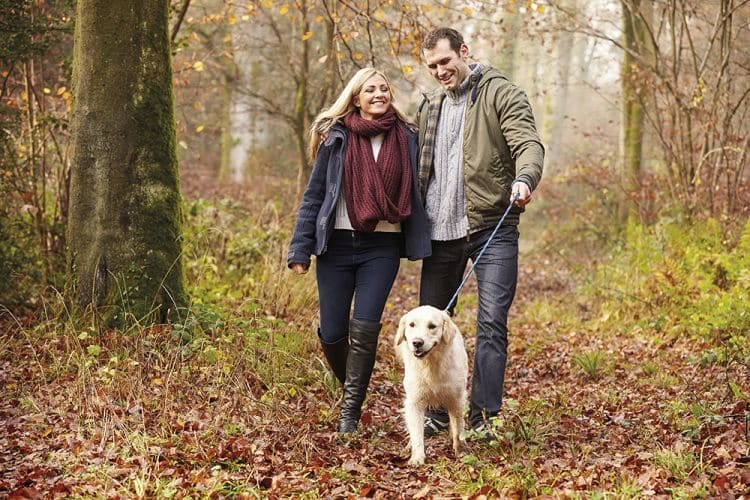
[{"xmin": 416, "ymin": 27, "xmax": 544, "ymax": 436}]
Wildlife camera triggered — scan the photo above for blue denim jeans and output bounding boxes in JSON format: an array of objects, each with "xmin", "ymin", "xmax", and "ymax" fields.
[
  {"xmin": 316, "ymin": 230, "xmax": 401, "ymax": 344},
  {"xmin": 419, "ymin": 225, "xmax": 519, "ymax": 426}
]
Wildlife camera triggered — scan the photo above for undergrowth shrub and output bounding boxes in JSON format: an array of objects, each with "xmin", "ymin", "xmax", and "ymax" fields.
[
  {"xmin": 19, "ymin": 300, "xmax": 321, "ymax": 461},
  {"xmin": 527, "ymin": 165, "xmax": 748, "ymax": 403},
  {"xmin": 6, "ymin": 194, "xmax": 323, "ymax": 421},
  {"xmin": 177, "ymin": 196, "xmax": 323, "ymax": 391},
  {"xmin": 182, "ymin": 197, "xmax": 317, "ymax": 322},
  {"xmin": 1, "ymin": 124, "xmax": 50, "ymax": 307},
  {"xmin": 590, "ymin": 218, "xmax": 750, "ymax": 362},
  {"xmin": 0, "ymin": 212, "xmax": 41, "ymax": 305}
]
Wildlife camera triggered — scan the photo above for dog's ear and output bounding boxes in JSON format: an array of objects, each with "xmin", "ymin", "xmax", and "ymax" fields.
[
  {"xmin": 394, "ymin": 315, "xmax": 407, "ymax": 346},
  {"xmin": 441, "ymin": 311, "xmax": 458, "ymax": 343}
]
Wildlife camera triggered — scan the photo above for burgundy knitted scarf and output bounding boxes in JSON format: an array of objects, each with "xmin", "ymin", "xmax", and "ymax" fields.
[{"xmin": 342, "ymin": 108, "xmax": 412, "ymax": 232}]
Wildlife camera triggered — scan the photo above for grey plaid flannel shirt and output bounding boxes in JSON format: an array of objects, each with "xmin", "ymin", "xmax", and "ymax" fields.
[{"xmin": 416, "ymin": 93, "xmax": 446, "ymax": 202}]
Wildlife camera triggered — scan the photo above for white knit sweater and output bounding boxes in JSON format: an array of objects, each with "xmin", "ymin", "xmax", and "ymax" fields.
[{"xmin": 425, "ymin": 67, "xmax": 481, "ymax": 241}]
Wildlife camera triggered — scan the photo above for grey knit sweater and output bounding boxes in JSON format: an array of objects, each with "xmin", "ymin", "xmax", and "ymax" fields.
[{"xmin": 425, "ymin": 65, "xmax": 481, "ymax": 241}]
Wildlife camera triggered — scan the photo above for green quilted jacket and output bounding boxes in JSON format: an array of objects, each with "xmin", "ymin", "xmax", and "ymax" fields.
[{"xmin": 416, "ymin": 65, "xmax": 545, "ymax": 230}]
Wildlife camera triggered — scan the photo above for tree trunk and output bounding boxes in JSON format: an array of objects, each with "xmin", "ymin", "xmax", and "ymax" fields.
[
  {"xmin": 494, "ymin": 5, "xmax": 522, "ymax": 80},
  {"xmin": 516, "ymin": 31, "xmax": 542, "ymax": 113},
  {"xmin": 294, "ymin": 0, "xmax": 311, "ymax": 198},
  {"xmin": 543, "ymin": 0, "xmax": 577, "ymax": 173},
  {"xmin": 218, "ymin": 18, "xmax": 235, "ymax": 182},
  {"xmin": 67, "ymin": 0, "xmax": 186, "ymax": 325},
  {"xmin": 619, "ymin": 0, "xmax": 651, "ymax": 221},
  {"xmin": 221, "ymin": 8, "xmax": 263, "ymax": 184}
]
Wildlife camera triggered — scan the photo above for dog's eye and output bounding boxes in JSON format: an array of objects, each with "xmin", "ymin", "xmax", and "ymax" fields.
[
  {"xmin": 408, "ymin": 322, "xmax": 415, "ymax": 328},
  {"xmin": 427, "ymin": 323, "xmax": 437, "ymax": 330}
]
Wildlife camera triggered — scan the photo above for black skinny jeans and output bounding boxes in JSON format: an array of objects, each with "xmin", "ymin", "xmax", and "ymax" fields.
[{"xmin": 316, "ymin": 230, "xmax": 401, "ymax": 344}]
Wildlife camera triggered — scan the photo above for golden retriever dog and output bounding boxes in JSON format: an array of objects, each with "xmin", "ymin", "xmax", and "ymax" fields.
[{"xmin": 394, "ymin": 305, "xmax": 468, "ymax": 465}]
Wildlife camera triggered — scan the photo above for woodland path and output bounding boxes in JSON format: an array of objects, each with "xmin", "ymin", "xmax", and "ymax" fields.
[{"xmin": 1, "ymin": 173, "xmax": 748, "ymax": 497}]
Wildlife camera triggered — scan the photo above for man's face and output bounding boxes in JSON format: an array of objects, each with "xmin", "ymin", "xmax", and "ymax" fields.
[{"xmin": 424, "ymin": 38, "xmax": 471, "ymax": 91}]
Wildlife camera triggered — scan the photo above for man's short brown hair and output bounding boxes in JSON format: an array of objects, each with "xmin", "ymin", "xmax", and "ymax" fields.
[{"xmin": 422, "ymin": 27, "xmax": 464, "ymax": 53}]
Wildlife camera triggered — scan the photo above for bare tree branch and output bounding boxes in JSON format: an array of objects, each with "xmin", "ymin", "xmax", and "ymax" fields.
[{"xmin": 171, "ymin": 0, "xmax": 191, "ymax": 43}]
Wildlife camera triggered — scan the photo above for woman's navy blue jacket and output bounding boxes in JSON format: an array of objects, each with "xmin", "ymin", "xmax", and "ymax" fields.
[{"xmin": 288, "ymin": 122, "xmax": 432, "ymax": 268}]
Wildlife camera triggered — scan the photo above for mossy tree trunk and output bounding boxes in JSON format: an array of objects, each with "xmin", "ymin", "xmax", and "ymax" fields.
[
  {"xmin": 67, "ymin": 0, "xmax": 187, "ymax": 325},
  {"xmin": 619, "ymin": 0, "xmax": 652, "ymax": 221}
]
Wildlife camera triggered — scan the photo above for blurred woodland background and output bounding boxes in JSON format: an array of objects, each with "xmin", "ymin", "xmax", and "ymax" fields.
[
  {"xmin": 1, "ymin": 0, "xmax": 748, "ymax": 307},
  {"xmin": 1, "ymin": 0, "xmax": 749, "ymax": 497}
]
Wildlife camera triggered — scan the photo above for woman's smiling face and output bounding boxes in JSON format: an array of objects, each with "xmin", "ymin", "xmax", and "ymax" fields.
[{"xmin": 354, "ymin": 74, "xmax": 392, "ymax": 120}]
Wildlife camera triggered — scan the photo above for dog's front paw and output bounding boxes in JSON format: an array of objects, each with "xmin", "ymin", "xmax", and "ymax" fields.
[
  {"xmin": 408, "ymin": 452, "xmax": 425, "ymax": 466},
  {"xmin": 453, "ymin": 438, "xmax": 465, "ymax": 454}
]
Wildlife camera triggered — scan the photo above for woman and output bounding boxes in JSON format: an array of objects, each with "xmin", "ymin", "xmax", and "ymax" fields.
[{"xmin": 288, "ymin": 68, "xmax": 431, "ymax": 434}]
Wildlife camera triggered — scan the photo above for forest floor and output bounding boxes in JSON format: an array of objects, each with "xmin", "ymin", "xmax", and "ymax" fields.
[{"xmin": 1, "ymin": 172, "xmax": 748, "ymax": 498}]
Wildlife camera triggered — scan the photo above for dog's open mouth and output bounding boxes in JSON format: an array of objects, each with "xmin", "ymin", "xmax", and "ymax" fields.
[{"xmin": 412, "ymin": 347, "xmax": 432, "ymax": 358}]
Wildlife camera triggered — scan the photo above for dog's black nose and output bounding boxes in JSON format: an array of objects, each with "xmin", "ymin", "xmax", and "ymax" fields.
[{"xmin": 412, "ymin": 339, "xmax": 423, "ymax": 349}]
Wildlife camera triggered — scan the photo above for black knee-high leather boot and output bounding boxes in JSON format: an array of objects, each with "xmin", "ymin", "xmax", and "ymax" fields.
[
  {"xmin": 319, "ymin": 333, "xmax": 348, "ymax": 386},
  {"xmin": 338, "ymin": 319, "xmax": 381, "ymax": 434}
]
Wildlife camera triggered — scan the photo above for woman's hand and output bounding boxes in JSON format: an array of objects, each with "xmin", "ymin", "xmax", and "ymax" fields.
[{"xmin": 290, "ymin": 263, "xmax": 309, "ymax": 274}]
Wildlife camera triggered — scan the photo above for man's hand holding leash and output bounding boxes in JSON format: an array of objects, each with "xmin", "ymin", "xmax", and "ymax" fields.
[{"xmin": 512, "ymin": 181, "xmax": 532, "ymax": 208}]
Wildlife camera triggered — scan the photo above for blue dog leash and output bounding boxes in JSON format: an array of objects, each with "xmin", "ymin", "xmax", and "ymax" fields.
[{"xmin": 443, "ymin": 193, "xmax": 520, "ymax": 313}]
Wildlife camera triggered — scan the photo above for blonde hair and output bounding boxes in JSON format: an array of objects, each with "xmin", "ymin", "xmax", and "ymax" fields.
[{"xmin": 307, "ymin": 67, "xmax": 414, "ymax": 160}]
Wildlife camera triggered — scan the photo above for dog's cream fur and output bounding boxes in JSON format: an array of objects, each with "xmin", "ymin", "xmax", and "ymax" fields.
[{"xmin": 394, "ymin": 305, "xmax": 468, "ymax": 465}]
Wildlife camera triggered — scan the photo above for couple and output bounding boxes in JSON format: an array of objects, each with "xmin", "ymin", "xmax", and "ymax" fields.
[{"xmin": 287, "ymin": 27, "xmax": 545, "ymax": 438}]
